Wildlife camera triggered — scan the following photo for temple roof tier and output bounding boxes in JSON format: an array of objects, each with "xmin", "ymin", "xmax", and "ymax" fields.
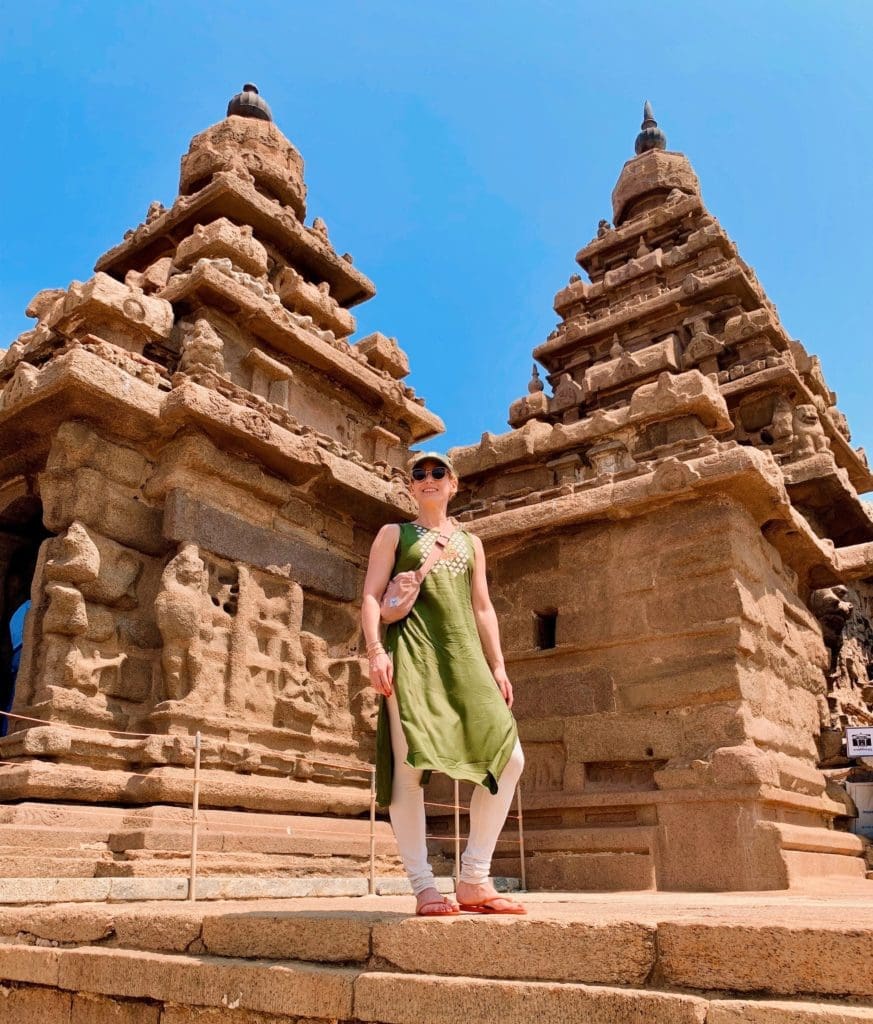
[
  {"xmin": 536, "ymin": 263, "xmax": 768, "ymax": 366},
  {"xmin": 612, "ymin": 149, "xmax": 700, "ymax": 227},
  {"xmin": 159, "ymin": 260, "xmax": 442, "ymax": 441},
  {"xmin": 95, "ymin": 172, "xmax": 375, "ymax": 308}
]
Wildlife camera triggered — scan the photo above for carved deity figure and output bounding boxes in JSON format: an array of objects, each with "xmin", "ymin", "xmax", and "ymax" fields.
[
  {"xmin": 178, "ymin": 317, "xmax": 226, "ymax": 376},
  {"xmin": 154, "ymin": 544, "xmax": 213, "ymax": 703},
  {"xmin": 791, "ymin": 404, "xmax": 830, "ymax": 459}
]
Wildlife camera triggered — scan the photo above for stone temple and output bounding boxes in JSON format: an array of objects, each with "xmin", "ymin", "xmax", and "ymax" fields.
[{"xmin": 0, "ymin": 89, "xmax": 871, "ymax": 891}]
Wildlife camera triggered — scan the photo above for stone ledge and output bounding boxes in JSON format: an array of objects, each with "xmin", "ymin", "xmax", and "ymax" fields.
[
  {"xmin": 354, "ymin": 972, "xmax": 708, "ymax": 1024},
  {"xmin": 658, "ymin": 921, "xmax": 873, "ymax": 998},
  {"xmin": 371, "ymin": 917, "xmax": 655, "ymax": 986},
  {"xmin": 54, "ymin": 945, "xmax": 356, "ymax": 1019}
]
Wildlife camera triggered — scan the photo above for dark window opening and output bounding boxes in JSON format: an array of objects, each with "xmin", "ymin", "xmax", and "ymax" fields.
[{"xmin": 534, "ymin": 609, "xmax": 558, "ymax": 650}]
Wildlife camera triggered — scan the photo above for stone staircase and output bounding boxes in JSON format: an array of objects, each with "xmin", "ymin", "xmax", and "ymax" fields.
[
  {"xmin": 1, "ymin": 888, "xmax": 872, "ymax": 1022},
  {"xmin": 0, "ymin": 801, "xmax": 404, "ymax": 879}
]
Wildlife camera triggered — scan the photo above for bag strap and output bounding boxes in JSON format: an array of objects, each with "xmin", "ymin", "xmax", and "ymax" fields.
[{"xmin": 413, "ymin": 523, "xmax": 459, "ymax": 584}]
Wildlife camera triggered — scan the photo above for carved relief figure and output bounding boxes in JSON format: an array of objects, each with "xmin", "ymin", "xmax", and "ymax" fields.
[
  {"xmin": 178, "ymin": 317, "xmax": 226, "ymax": 376},
  {"xmin": 791, "ymin": 404, "xmax": 830, "ymax": 459},
  {"xmin": 154, "ymin": 544, "xmax": 213, "ymax": 704}
]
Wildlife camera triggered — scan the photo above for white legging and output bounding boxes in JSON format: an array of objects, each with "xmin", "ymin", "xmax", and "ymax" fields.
[{"xmin": 385, "ymin": 691, "xmax": 525, "ymax": 895}]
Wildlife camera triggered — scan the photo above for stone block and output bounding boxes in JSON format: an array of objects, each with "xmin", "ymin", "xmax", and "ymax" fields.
[
  {"xmin": 0, "ymin": 985, "xmax": 72, "ymax": 1022},
  {"xmin": 658, "ymin": 922, "xmax": 873, "ymax": 997},
  {"xmin": 163, "ymin": 491, "xmax": 357, "ymax": 600},
  {"xmin": 0, "ymin": 944, "xmax": 60, "ymax": 986},
  {"xmin": 526, "ymin": 851, "xmax": 655, "ymax": 892},
  {"xmin": 371, "ymin": 918, "xmax": 655, "ymax": 985},
  {"xmin": 708, "ymin": 1002, "xmax": 873, "ymax": 1022},
  {"xmin": 374, "ymin": 876, "xmax": 454, "ymax": 895},
  {"xmin": 0, "ymin": 879, "xmax": 111, "ymax": 909},
  {"xmin": 49, "ymin": 421, "xmax": 151, "ymax": 490},
  {"xmin": 0, "ymin": 904, "xmax": 115, "ymax": 943},
  {"xmin": 511, "ymin": 666, "xmax": 615, "ymax": 720},
  {"xmin": 160, "ymin": 1007, "xmax": 307, "ymax": 1024},
  {"xmin": 562, "ymin": 703, "xmax": 745, "ymax": 764},
  {"xmin": 71, "ymin": 992, "xmax": 161, "ymax": 1023},
  {"xmin": 356, "ymin": 333, "xmax": 409, "ymax": 379},
  {"xmin": 353, "ymin": 972, "xmax": 707, "ymax": 1024},
  {"xmin": 41, "ymin": 467, "xmax": 164, "ymax": 554},
  {"xmin": 655, "ymin": 804, "xmax": 789, "ymax": 891},
  {"xmin": 201, "ymin": 912, "xmax": 371, "ymax": 962},
  {"xmin": 113, "ymin": 908, "xmax": 203, "ymax": 952},
  {"xmin": 56, "ymin": 947, "xmax": 356, "ymax": 1019},
  {"xmin": 193, "ymin": 877, "xmax": 368, "ymax": 900},
  {"xmin": 108, "ymin": 879, "xmax": 188, "ymax": 902}
]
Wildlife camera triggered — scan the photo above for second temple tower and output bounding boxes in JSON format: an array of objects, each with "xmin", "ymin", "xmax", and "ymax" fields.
[{"xmin": 448, "ymin": 103, "xmax": 873, "ymax": 890}]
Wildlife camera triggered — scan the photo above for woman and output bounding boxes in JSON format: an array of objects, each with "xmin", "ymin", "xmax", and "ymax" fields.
[{"xmin": 361, "ymin": 451, "xmax": 525, "ymax": 916}]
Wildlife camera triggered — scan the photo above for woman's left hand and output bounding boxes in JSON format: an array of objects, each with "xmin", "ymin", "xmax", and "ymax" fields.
[{"xmin": 493, "ymin": 666, "xmax": 514, "ymax": 709}]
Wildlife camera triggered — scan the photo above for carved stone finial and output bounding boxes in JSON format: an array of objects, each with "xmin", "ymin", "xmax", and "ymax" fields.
[
  {"xmin": 635, "ymin": 100, "xmax": 667, "ymax": 155},
  {"xmin": 227, "ymin": 83, "xmax": 273, "ymax": 122},
  {"xmin": 528, "ymin": 364, "xmax": 544, "ymax": 394}
]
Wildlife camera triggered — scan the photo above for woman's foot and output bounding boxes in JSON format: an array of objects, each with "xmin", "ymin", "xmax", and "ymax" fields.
[
  {"xmin": 455, "ymin": 880, "xmax": 526, "ymax": 914},
  {"xmin": 415, "ymin": 886, "xmax": 459, "ymax": 916}
]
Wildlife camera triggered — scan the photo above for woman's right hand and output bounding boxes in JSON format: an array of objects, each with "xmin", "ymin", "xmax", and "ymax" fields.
[{"xmin": 369, "ymin": 649, "xmax": 394, "ymax": 698}]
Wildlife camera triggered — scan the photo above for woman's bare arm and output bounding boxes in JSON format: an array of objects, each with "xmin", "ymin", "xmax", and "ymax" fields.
[
  {"xmin": 469, "ymin": 533, "xmax": 513, "ymax": 708},
  {"xmin": 361, "ymin": 524, "xmax": 400, "ymax": 696}
]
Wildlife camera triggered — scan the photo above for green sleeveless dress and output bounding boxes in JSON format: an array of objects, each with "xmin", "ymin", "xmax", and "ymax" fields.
[{"xmin": 375, "ymin": 523, "xmax": 518, "ymax": 807}]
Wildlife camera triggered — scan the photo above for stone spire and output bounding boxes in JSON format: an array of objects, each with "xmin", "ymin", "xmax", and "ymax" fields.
[
  {"xmin": 634, "ymin": 100, "xmax": 667, "ymax": 155},
  {"xmin": 226, "ymin": 83, "xmax": 273, "ymax": 122}
]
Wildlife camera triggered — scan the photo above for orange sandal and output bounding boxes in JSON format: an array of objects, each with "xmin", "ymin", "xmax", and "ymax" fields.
[
  {"xmin": 416, "ymin": 894, "xmax": 459, "ymax": 917},
  {"xmin": 458, "ymin": 896, "xmax": 527, "ymax": 915}
]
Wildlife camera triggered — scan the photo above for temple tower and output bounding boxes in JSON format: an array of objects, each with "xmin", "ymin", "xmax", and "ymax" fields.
[
  {"xmin": 449, "ymin": 105, "xmax": 873, "ymax": 889},
  {"xmin": 0, "ymin": 86, "xmax": 442, "ymax": 877}
]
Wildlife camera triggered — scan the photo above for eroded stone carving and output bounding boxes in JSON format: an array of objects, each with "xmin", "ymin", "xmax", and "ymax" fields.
[
  {"xmin": 154, "ymin": 544, "xmax": 213, "ymax": 704},
  {"xmin": 791, "ymin": 404, "xmax": 830, "ymax": 458},
  {"xmin": 178, "ymin": 317, "xmax": 226, "ymax": 376}
]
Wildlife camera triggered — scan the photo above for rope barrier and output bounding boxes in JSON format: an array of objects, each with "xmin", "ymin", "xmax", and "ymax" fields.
[{"xmin": 423, "ymin": 797, "xmax": 520, "ymax": 820}]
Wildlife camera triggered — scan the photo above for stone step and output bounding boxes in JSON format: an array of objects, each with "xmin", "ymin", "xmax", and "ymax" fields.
[
  {"xmin": 0, "ymin": 943, "xmax": 357, "ymax": 1021},
  {"xmin": 467, "ymin": 823, "xmax": 658, "ymax": 890},
  {"xmin": 95, "ymin": 852, "xmax": 401, "ymax": 878},
  {"xmin": 0, "ymin": 856, "xmax": 106, "ymax": 877},
  {"xmin": 0, "ymin": 826, "xmax": 114, "ymax": 849},
  {"xmin": 2, "ymin": 939, "xmax": 872, "ymax": 1024},
  {"xmin": 0, "ymin": 874, "xmax": 471, "ymax": 904},
  {"xmin": 2, "ymin": 893, "xmax": 872, "ymax": 1002},
  {"xmin": 356, "ymin": 973, "xmax": 873, "ymax": 1023},
  {"xmin": 107, "ymin": 825, "xmax": 398, "ymax": 857}
]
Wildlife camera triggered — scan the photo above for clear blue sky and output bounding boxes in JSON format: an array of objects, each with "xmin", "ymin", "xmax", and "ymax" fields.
[{"xmin": 2, "ymin": 2, "xmax": 872, "ymax": 456}]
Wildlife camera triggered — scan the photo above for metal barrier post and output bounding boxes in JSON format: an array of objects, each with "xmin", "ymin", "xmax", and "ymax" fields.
[
  {"xmin": 516, "ymin": 785, "xmax": 527, "ymax": 892},
  {"xmin": 187, "ymin": 731, "xmax": 202, "ymax": 902},
  {"xmin": 368, "ymin": 768, "xmax": 377, "ymax": 895},
  {"xmin": 453, "ymin": 779, "xmax": 461, "ymax": 889}
]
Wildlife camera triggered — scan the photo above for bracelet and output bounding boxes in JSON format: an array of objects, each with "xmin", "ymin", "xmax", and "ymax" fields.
[{"xmin": 365, "ymin": 640, "xmax": 385, "ymax": 654}]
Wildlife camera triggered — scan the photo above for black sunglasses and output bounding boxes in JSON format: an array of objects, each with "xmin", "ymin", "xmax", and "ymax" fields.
[{"xmin": 411, "ymin": 466, "xmax": 449, "ymax": 481}]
